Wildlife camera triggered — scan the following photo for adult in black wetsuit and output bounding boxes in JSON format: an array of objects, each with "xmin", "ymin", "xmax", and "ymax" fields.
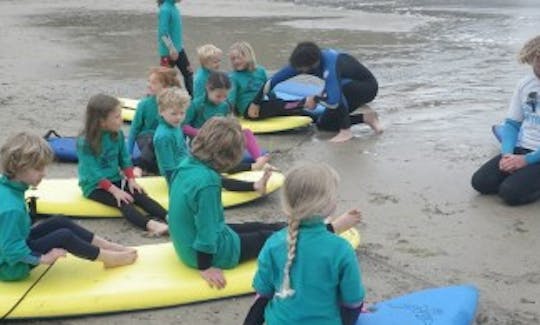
[{"xmin": 250, "ymin": 42, "xmax": 382, "ymax": 142}]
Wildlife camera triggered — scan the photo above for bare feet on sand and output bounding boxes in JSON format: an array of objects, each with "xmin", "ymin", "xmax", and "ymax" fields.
[
  {"xmin": 146, "ymin": 220, "xmax": 169, "ymax": 237},
  {"xmin": 329, "ymin": 129, "xmax": 354, "ymax": 143},
  {"xmin": 328, "ymin": 208, "xmax": 362, "ymax": 234},
  {"xmin": 99, "ymin": 249, "xmax": 138, "ymax": 268},
  {"xmin": 253, "ymin": 167, "xmax": 273, "ymax": 195},
  {"xmin": 362, "ymin": 109, "xmax": 384, "ymax": 134}
]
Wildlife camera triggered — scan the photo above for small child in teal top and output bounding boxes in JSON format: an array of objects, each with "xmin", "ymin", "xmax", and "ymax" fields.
[
  {"xmin": 245, "ymin": 163, "xmax": 365, "ymax": 325},
  {"xmin": 192, "ymin": 44, "xmax": 223, "ymax": 100},
  {"xmin": 153, "ymin": 87, "xmax": 191, "ymax": 184},
  {"xmin": 183, "ymin": 70, "xmax": 272, "ymax": 172},
  {"xmin": 78, "ymin": 94, "xmax": 169, "ymax": 236},
  {"xmin": 157, "ymin": 0, "xmax": 193, "ymax": 96},
  {"xmin": 228, "ymin": 41, "xmax": 307, "ymax": 120},
  {"xmin": 128, "ymin": 67, "xmax": 180, "ymax": 174},
  {"xmin": 156, "ymin": 87, "xmax": 271, "ymax": 193},
  {"xmin": 0, "ymin": 132, "xmax": 136, "ymax": 282}
]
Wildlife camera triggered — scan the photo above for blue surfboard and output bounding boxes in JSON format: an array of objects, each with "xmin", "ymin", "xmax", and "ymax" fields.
[
  {"xmin": 492, "ymin": 124, "xmax": 503, "ymax": 143},
  {"xmin": 356, "ymin": 285, "xmax": 478, "ymax": 325},
  {"xmin": 273, "ymin": 80, "xmax": 326, "ymax": 118},
  {"xmin": 44, "ymin": 130, "xmax": 263, "ymax": 164}
]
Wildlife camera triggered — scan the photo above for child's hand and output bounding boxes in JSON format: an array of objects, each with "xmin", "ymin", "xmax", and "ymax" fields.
[
  {"xmin": 200, "ymin": 267, "xmax": 227, "ymax": 289},
  {"xmin": 40, "ymin": 248, "xmax": 67, "ymax": 265},
  {"xmin": 110, "ymin": 186, "xmax": 134, "ymax": 207},
  {"xmin": 247, "ymin": 103, "xmax": 260, "ymax": 118},
  {"xmin": 304, "ymin": 96, "xmax": 317, "ymax": 109},
  {"xmin": 170, "ymin": 50, "xmax": 179, "ymax": 61},
  {"xmin": 128, "ymin": 178, "xmax": 144, "ymax": 194}
]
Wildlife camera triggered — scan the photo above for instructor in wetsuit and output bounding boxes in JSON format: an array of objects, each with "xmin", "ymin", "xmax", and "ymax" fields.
[{"xmin": 251, "ymin": 41, "xmax": 382, "ymax": 142}]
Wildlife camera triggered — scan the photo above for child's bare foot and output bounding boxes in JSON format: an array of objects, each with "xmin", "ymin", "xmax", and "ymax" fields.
[
  {"xmin": 92, "ymin": 236, "xmax": 136, "ymax": 253},
  {"xmin": 329, "ymin": 209, "xmax": 362, "ymax": 234},
  {"xmin": 329, "ymin": 129, "xmax": 353, "ymax": 143},
  {"xmin": 251, "ymin": 154, "xmax": 271, "ymax": 171},
  {"xmin": 99, "ymin": 249, "xmax": 137, "ymax": 268},
  {"xmin": 146, "ymin": 220, "xmax": 169, "ymax": 237},
  {"xmin": 253, "ymin": 168, "xmax": 273, "ymax": 195},
  {"xmin": 362, "ymin": 109, "xmax": 383, "ymax": 134},
  {"xmin": 133, "ymin": 167, "xmax": 143, "ymax": 178}
]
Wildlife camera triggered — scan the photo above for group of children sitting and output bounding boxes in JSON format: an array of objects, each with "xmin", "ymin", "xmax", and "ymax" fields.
[{"xmin": 0, "ymin": 38, "xmax": 366, "ymax": 325}]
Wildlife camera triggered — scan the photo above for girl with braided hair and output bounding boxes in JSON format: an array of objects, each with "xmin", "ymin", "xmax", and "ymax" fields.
[
  {"xmin": 245, "ymin": 163, "xmax": 365, "ymax": 325},
  {"xmin": 472, "ymin": 35, "xmax": 540, "ymax": 205}
]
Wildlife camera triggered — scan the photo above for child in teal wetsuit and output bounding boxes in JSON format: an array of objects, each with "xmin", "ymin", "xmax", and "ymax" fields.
[
  {"xmin": 183, "ymin": 70, "xmax": 271, "ymax": 172},
  {"xmin": 78, "ymin": 94, "xmax": 168, "ymax": 236},
  {"xmin": 244, "ymin": 163, "xmax": 365, "ymax": 325},
  {"xmin": 192, "ymin": 44, "xmax": 223, "ymax": 100},
  {"xmin": 168, "ymin": 117, "xmax": 361, "ymax": 290},
  {"xmin": 128, "ymin": 67, "xmax": 180, "ymax": 174},
  {"xmin": 157, "ymin": 0, "xmax": 193, "ymax": 96},
  {"xmin": 0, "ymin": 133, "xmax": 136, "ymax": 281},
  {"xmin": 154, "ymin": 87, "xmax": 271, "ymax": 193}
]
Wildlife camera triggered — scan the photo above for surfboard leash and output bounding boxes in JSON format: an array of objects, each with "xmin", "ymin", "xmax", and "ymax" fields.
[{"xmin": 0, "ymin": 262, "xmax": 55, "ymax": 321}]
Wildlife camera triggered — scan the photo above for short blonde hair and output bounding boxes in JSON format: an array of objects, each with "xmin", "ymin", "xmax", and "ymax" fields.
[
  {"xmin": 191, "ymin": 117, "xmax": 244, "ymax": 172},
  {"xmin": 276, "ymin": 162, "xmax": 340, "ymax": 299},
  {"xmin": 229, "ymin": 41, "xmax": 257, "ymax": 71},
  {"xmin": 519, "ymin": 35, "xmax": 540, "ymax": 65},
  {"xmin": 197, "ymin": 44, "xmax": 223, "ymax": 66},
  {"xmin": 0, "ymin": 132, "xmax": 54, "ymax": 178},
  {"xmin": 157, "ymin": 87, "xmax": 191, "ymax": 113}
]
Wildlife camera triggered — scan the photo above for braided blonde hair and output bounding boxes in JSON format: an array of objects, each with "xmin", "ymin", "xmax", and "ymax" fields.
[
  {"xmin": 519, "ymin": 35, "xmax": 540, "ymax": 65},
  {"xmin": 276, "ymin": 162, "xmax": 340, "ymax": 299}
]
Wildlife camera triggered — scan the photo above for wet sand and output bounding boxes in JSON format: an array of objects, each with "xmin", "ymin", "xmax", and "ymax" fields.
[{"xmin": 1, "ymin": 0, "xmax": 539, "ymax": 324}]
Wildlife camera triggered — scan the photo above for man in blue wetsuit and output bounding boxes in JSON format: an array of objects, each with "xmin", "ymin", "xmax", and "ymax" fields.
[{"xmin": 250, "ymin": 41, "xmax": 382, "ymax": 142}]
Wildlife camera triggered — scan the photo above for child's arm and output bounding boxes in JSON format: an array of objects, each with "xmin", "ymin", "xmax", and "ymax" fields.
[
  {"xmin": 158, "ymin": 6, "xmax": 177, "ymax": 55},
  {"xmin": 181, "ymin": 101, "xmax": 199, "ymax": 137},
  {"xmin": 127, "ymin": 100, "xmax": 146, "ymax": 154},
  {"xmin": 193, "ymin": 185, "xmax": 226, "ymax": 288},
  {"xmin": 193, "ymin": 70, "xmax": 207, "ymax": 100},
  {"xmin": 154, "ymin": 135, "xmax": 181, "ymax": 183},
  {"xmin": 243, "ymin": 294, "xmax": 270, "ymax": 325},
  {"xmin": 338, "ymin": 246, "xmax": 365, "ymax": 325}
]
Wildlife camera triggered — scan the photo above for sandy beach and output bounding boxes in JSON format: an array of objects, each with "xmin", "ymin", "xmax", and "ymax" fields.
[{"xmin": 1, "ymin": 0, "xmax": 539, "ymax": 323}]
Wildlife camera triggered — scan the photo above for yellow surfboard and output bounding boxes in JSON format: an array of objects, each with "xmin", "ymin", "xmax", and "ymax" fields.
[
  {"xmin": 120, "ymin": 98, "xmax": 312, "ymax": 134},
  {"xmin": 0, "ymin": 228, "xmax": 360, "ymax": 319},
  {"xmin": 26, "ymin": 171, "xmax": 284, "ymax": 218}
]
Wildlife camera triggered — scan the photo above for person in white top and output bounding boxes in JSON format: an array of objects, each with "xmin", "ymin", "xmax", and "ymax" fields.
[{"xmin": 472, "ymin": 35, "xmax": 540, "ymax": 205}]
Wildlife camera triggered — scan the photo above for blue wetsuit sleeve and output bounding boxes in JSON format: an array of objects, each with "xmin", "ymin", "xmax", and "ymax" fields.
[
  {"xmin": 501, "ymin": 119, "xmax": 521, "ymax": 155},
  {"xmin": 253, "ymin": 65, "xmax": 298, "ymax": 104},
  {"xmin": 525, "ymin": 149, "xmax": 540, "ymax": 164},
  {"xmin": 128, "ymin": 100, "xmax": 145, "ymax": 154}
]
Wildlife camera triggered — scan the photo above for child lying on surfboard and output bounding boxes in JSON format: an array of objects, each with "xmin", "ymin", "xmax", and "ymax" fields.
[{"xmin": 0, "ymin": 132, "xmax": 137, "ymax": 281}]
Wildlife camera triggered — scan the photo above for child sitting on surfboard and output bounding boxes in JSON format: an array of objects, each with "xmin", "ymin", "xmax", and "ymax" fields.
[
  {"xmin": 157, "ymin": 0, "xmax": 193, "ymax": 96},
  {"xmin": 471, "ymin": 35, "xmax": 540, "ymax": 206},
  {"xmin": 192, "ymin": 44, "xmax": 222, "ymax": 100},
  {"xmin": 182, "ymin": 71, "xmax": 272, "ymax": 173},
  {"xmin": 167, "ymin": 117, "xmax": 361, "ymax": 289},
  {"xmin": 228, "ymin": 41, "xmax": 308, "ymax": 120},
  {"xmin": 127, "ymin": 67, "xmax": 180, "ymax": 175},
  {"xmin": 0, "ymin": 132, "xmax": 137, "ymax": 281},
  {"xmin": 244, "ymin": 163, "xmax": 365, "ymax": 325},
  {"xmin": 155, "ymin": 87, "xmax": 271, "ymax": 194},
  {"xmin": 77, "ymin": 94, "xmax": 169, "ymax": 236}
]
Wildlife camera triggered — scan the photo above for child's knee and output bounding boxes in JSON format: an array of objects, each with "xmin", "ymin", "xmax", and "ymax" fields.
[{"xmin": 498, "ymin": 183, "xmax": 523, "ymax": 206}]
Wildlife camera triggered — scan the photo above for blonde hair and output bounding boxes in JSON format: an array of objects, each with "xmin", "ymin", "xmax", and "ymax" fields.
[
  {"xmin": 197, "ymin": 44, "xmax": 223, "ymax": 67},
  {"xmin": 519, "ymin": 35, "xmax": 540, "ymax": 65},
  {"xmin": 157, "ymin": 87, "xmax": 191, "ymax": 113},
  {"xmin": 191, "ymin": 117, "xmax": 244, "ymax": 172},
  {"xmin": 0, "ymin": 132, "xmax": 54, "ymax": 178},
  {"xmin": 229, "ymin": 41, "xmax": 257, "ymax": 71},
  {"xmin": 149, "ymin": 66, "xmax": 181, "ymax": 88},
  {"xmin": 276, "ymin": 163, "xmax": 340, "ymax": 299}
]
